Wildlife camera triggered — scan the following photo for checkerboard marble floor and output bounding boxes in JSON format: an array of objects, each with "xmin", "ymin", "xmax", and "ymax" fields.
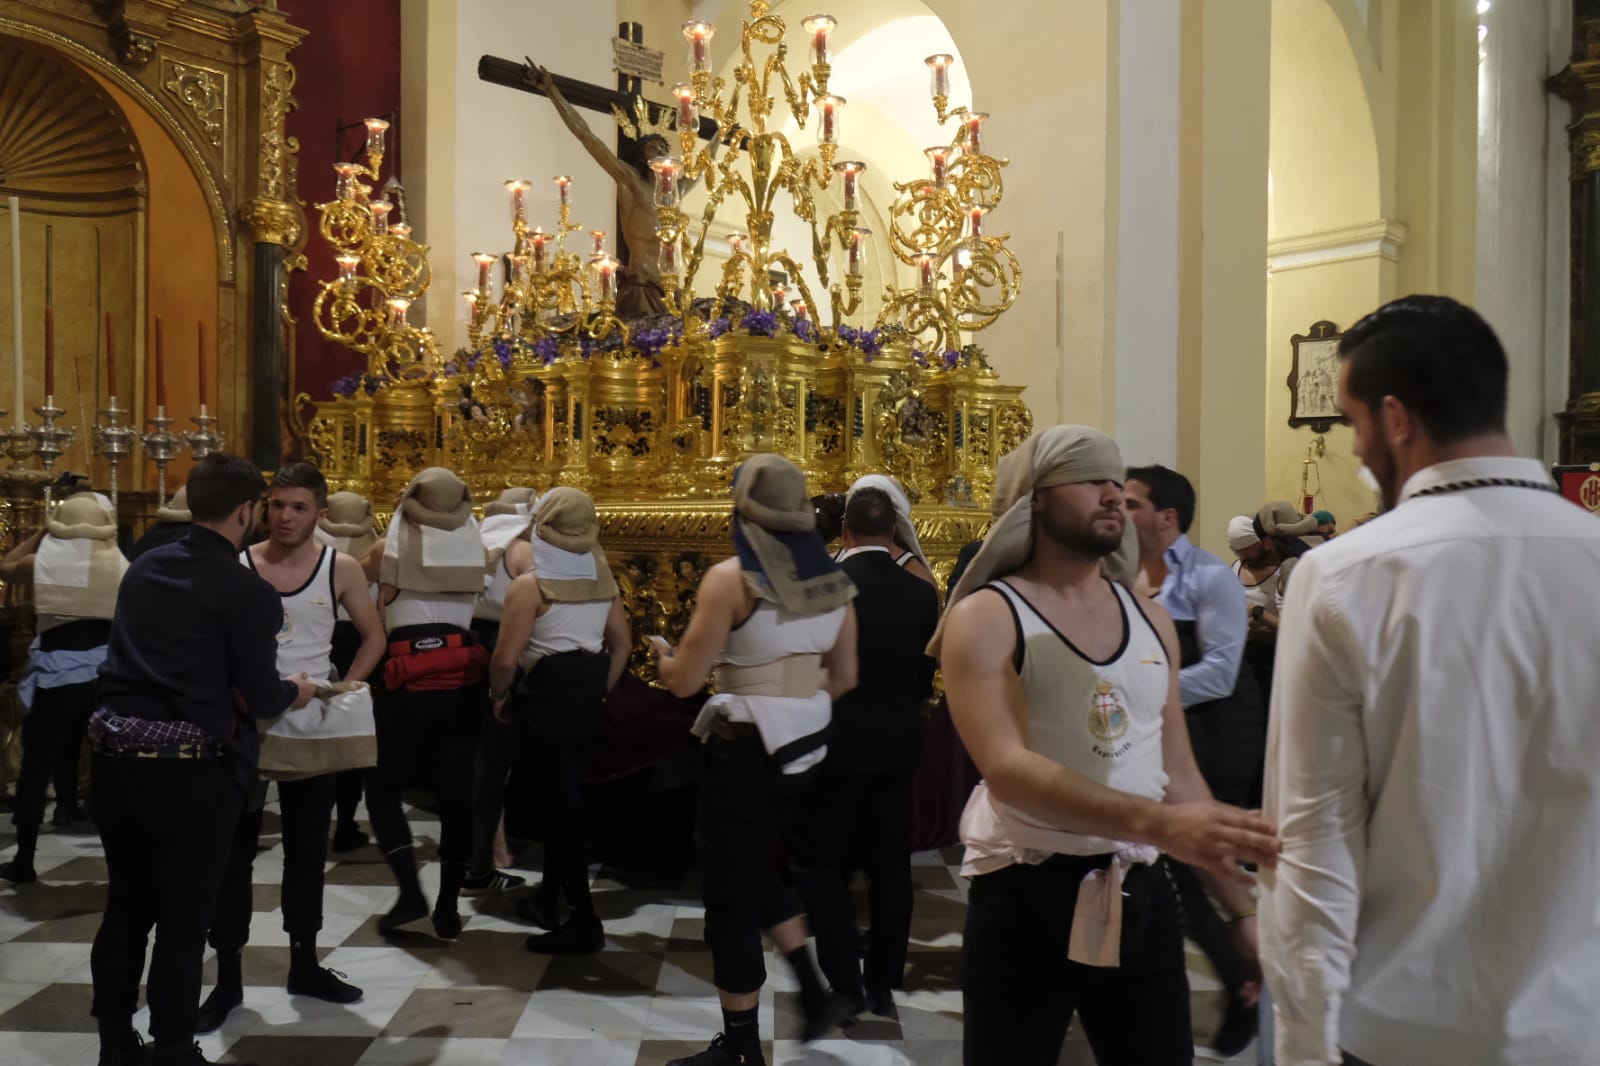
[{"xmin": 0, "ymin": 798, "xmax": 1256, "ymax": 1065}]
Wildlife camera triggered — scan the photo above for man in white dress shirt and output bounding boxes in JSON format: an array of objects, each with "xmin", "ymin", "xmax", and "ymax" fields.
[{"xmin": 1262, "ymin": 295, "xmax": 1600, "ymax": 1066}]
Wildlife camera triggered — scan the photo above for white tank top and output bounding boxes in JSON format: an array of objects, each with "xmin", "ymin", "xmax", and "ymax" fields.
[
  {"xmin": 477, "ymin": 553, "xmax": 518, "ymax": 623},
  {"xmin": 520, "ymin": 599, "xmax": 612, "ymax": 667},
  {"xmin": 1232, "ymin": 560, "xmax": 1283, "ymax": 613},
  {"xmin": 242, "ymin": 545, "xmax": 338, "ymax": 679},
  {"xmin": 719, "ymin": 602, "xmax": 846, "ymax": 668},
  {"xmin": 384, "ymin": 589, "xmax": 477, "ymax": 633},
  {"xmin": 987, "ymin": 579, "xmax": 1170, "ymax": 802}
]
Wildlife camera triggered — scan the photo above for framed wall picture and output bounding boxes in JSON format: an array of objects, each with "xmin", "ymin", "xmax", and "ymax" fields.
[{"xmin": 1288, "ymin": 320, "xmax": 1349, "ymax": 433}]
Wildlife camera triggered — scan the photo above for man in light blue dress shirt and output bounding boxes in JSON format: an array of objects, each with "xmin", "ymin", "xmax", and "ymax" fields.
[{"xmin": 1127, "ymin": 464, "xmax": 1264, "ymax": 1059}]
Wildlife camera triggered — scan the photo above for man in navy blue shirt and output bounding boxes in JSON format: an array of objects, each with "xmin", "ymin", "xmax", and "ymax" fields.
[{"xmin": 89, "ymin": 454, "xmax": 315, "ymax": 1066}]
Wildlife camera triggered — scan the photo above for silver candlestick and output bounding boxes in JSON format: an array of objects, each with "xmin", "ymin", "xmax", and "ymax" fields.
[
  {"xmin": 28, "ymin": 397, "xmax": 77, "ymax": 511},
  {"xmin": 141, "ymin": 405, "xmax": 182, "ymax": 509},
  {"xmin": 184, "ymin": 403, "xmax": 224, "ymax": 459},
  {"xmin": 92, "ymin": 397, "xmax": 136, "ymax": 515}
]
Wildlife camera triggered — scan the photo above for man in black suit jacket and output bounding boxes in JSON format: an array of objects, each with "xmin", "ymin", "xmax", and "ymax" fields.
[{"xmin": 792, "ymin": 486, "xmax": 940, "ymax": 1020}]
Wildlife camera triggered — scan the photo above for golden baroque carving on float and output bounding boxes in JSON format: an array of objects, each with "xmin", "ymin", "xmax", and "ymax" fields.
[{"xmin": 161, "ymin": 59, "xmax": 227, "ymax": 150}]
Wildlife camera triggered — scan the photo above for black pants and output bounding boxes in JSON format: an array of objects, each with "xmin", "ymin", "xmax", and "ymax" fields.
[
  {"xmin": 12, "ymin": 679, "xmax": 97, "ymax": 830},
  {"xmin": 698, "ymin": 729, "xmax": 811, "ymax": 995},
  {"xmin": 468, "ymin": 710, "xmax": 514, "ymax": 875},
  {"xmin": 90, "ymin": 755, "xmax": 243, "ymax": 1058},
  {"xmin": 962, "ymin": 854, "xmax": 1192, "ymax": 1066},
  {"xmin": 330, "ymin": 620, "xmax": 368, "ymax": 830},
  {"xmin": 1167, "ymin": 858, "xmax": 1252, "ymax": 992},
  {"xmin": 791, "ymin": 770, "xmax": 914, "ymax": 997},
  {"xmin": 366, "ymin": 685, "xmax": 479, "ymax": 865},
  {"xmin": 209, "ymin": 774, "xmax": 337, "ymax": 952}
]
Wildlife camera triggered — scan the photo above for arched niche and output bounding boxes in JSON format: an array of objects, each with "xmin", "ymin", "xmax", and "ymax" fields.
[{"xmin": 0, "ymin": 36, "xmax": 146, "ymax": 474}]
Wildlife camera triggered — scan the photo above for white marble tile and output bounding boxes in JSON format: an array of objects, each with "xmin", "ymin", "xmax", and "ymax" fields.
[
  {"xmin": 511, "ymin": 990, "xmax": 652, "ymax": 1039},
  {"xmin": 319, "ymin": 946, "xmax": 441, "ymax": 990},
  {"xmin": 246, "ymin": 983, "xmax": 413, "ymax": 1036},
  {"xmin": 244, "ymin": 909, "xmax": 367, "ymax": 949},
  {"xmin": 0, "ymin": 943, "xmax": 94, "ymax": 985},
  {"xmin": 772, "ymin": 1038, "xmax": 919, "ymax": 1065},
  {"xmin": 642, "ymin": 990, "xmax": 725, "ymax": 1036},
  {"xmin": 497, "ymin": 1037, "xmax": 641, "ymax": 1065},
  {"xmin": 355, "ymin": 1036, "xmax": 508, "ymax": 1064}
]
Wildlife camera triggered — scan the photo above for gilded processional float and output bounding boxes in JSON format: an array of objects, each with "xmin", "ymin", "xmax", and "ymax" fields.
[{"xmin": 302, "ymin": 2, "xmax": 1031, "ymax": 660}]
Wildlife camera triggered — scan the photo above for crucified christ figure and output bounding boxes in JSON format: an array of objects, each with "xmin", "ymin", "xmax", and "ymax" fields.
[{"xmin": 532, "ymin": 63, "xmax": 671, "ymax": 318}]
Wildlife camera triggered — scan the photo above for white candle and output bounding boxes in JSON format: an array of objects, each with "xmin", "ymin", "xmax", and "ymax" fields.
[
  {"xmin": 8, "ymin": 195, "xmax": 21, "ymax": 429},
  {"xmin": 472, "ymin": 252, "xmax": 495, "ymax": 294}
]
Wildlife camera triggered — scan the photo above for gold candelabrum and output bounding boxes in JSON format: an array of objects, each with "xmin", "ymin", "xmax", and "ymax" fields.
[{"xmin": 306, "ymin": 0, "xmax": 1031, "ymax": 599}]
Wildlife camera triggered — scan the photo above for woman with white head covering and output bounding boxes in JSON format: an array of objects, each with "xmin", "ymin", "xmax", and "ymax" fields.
[
  {"xmin": 651, "ymin": 453, "xmax": 861, "ymax": 1063},
  {"xmin": 488, "ymin": 487, "xmax": 631, "ymax": 953},
  {"xmin": 0, "ymin": 493, "xmax": 128, "ymax": 881},
  {"xmin": 839, "ymin": 475, "xmax": 937, "ymax": 590}
]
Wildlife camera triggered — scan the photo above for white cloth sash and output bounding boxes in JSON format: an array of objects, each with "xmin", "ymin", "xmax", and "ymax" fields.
[
  {"xmin": 690, "ymin": 691, "xmax": 831, "ymax": 775},
  {"xmin": 959, "ymin": 781, "xmax": 1159, "ymax": 967}
]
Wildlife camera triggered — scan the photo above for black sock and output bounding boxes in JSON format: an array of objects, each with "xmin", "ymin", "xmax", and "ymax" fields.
[
  {"xmin": 214, "ymin": 948, "xmax": 242, "ymax": 991},
  {"xmin": 383, "ymin": 846, "xmax": 424, "ymax": 899},
  {"xmin": 436, "ymin": 862, "xmax": 465, "ymax": 913},
  {"xmin": 289, "ymin": 938, "xmax": 317, "ymax": 974},
  {"xmin": 721, "ymin": 1004, "xmax": 759, "ymax": 1059},
  {"xmin": 785, "ymin": 945, "xmax": 826, "ymax": 1009},
  {"xmin": 13, "ymin": 825, "xmax": 38, "ymax": 867}
]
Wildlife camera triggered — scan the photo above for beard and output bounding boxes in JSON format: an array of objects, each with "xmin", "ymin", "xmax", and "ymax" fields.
[
  {"xmin": 1038, "ymin": 507, "xmax": 1124, "ymax": 558},
  {"xmin": 1363, "ymin": 440, "xmax": 1400, "ymax": 511}
]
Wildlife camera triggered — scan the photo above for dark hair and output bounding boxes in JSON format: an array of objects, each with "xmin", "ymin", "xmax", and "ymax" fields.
[
  {"xmin": 843, "ymin": 486, "xmax": 897, "ymax": 540},
  {"xmin": 628, "ymin": 134, "xmax": 670, "ymax": 177},
  {"xmin": 1125, "ymin": 464, "xmax": 1196, "ymax": 534},
  {"xmin": 270, "ymin": 461, "xmax": 329, "ymax": 508},
  {"xmin": 186, "ymin": 454, "xmax": 267, "ymax": 522},
  {"xmin": 812, "ymin": 493, "xmax": 846, "ymax": 544},
  {"xmin": 1338, "ymin": 295, "xmax": 1508, "ymax": 444}
]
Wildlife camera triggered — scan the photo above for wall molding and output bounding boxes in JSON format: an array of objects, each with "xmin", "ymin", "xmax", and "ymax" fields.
[{"xmin": 1267, "ymin": 219, "xmax": 1408, "ymax": 272}]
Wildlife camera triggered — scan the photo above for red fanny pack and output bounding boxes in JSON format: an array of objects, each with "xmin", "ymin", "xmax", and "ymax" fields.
[{"xmin": 383, "ymin": 642, "xmax": 488, "ymax": 692}]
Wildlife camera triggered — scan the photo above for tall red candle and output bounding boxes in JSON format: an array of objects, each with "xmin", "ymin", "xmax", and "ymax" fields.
[
  {"xmin": 104, "ymin": 312, "xmax": 116, "ymax": 400},
  {"xmin": 155, "ymin": 317, "xmax": 166, "ymax": 407},
  {"xmin": 197, "ymin": 321, "xmax": 207, "ymax": 406},
  {"xmin": 44, "ymin": 307, "xmax": 54, "ymax": 397}
]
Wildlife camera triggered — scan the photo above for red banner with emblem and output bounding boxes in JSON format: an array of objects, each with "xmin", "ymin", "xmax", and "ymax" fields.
[{"xmin": 1554, "ymin": 465, "xmax": 1600, "ymax": 515}]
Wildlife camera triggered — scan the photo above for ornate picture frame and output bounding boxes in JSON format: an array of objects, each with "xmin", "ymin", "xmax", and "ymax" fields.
[{"xmin": 1287, "ymin": 320, "xmax": 1349, "ymax": 433}]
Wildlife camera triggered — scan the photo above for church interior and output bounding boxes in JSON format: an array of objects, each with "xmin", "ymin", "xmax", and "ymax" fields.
[{"xmin": 1, "ymin": 0, "xmax": 1597, "ymax": 1064}]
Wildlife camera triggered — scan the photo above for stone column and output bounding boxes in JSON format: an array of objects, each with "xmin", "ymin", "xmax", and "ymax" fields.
[{"xmin": 239, "ymin": 20, "xmax": 307, "ymax": 469}]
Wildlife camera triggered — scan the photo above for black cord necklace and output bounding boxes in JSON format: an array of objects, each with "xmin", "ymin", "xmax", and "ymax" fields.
[{"xmin": 1408, "ymin": 476, "xmax": 1558, "ymax": 500}]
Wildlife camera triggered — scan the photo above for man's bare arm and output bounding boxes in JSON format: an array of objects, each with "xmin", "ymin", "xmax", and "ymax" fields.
[
  {"xmin": 943, "ymin": 590, "xmax": 1279, "ymax": 880},
  {"xmin": 334, "ymin": 552, "xmax": 386, "ymax": 684},
  {"xmin": 654, "ymin": 558, "xmax": 742, "ymax": 697}
]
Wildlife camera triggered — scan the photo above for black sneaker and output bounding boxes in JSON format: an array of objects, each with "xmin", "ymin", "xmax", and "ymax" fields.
[
  {"xmin": 800, "ymin": 990, "xmax": 855, "ymax": 1043},
  {"xmin": 665, "ymin": 1033, "xmax": 764, "ymax": 1066},
  {"xmin": 286, "ymin": 965, "xmax": 362, "ymax": 1004},
  {"xmin": 461, "ymin": 868, "xmax": 526, "ymax": 894},
  {"xmin": 330, "ymin": 824, "xmax": 370, "ymax": 853},
  {"xmin": 431, "ymin": 906, "xmax": 463, "ymax": 941},
  {"xmin": 193, "ymin": 983, "xmax": 242, "ymax": 1034},
  {"xmin": 524, "ymin": 916, "xmax": 603, "ymax": 955},
  {"xmin": 863, "ymin": 985, "xmax": 898, "ymax": 1021},
  {"xmin": 97, "ymin": 1027, "xmax": 146, "ymax": 1066},
  {"xmin": 0, "ymin": 859, "xmax": 37, "ymax": 884},
  {"xmin": 52, "ymin": 802, "xmax": 85, "ymax": 827},
  {"xmin": 378, "ymin": 890, "xmax": 430, "ymax": 934}
]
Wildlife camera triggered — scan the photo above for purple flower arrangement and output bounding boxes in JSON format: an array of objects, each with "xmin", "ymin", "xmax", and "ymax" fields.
[
  {"xmin": 329, "ymin": 372, "xmax": 383, "ymax": 398},
  {"xmin": 836, "ymin": 324, "xmax": 883, "ymax": 360}
]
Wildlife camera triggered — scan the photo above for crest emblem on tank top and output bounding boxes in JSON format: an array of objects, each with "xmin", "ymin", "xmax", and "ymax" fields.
[
  {"xmin": 1088, "ymin": 678, "xmax": 1130, "ymax": 756},
  {"xmin": 278, "ymin": 605, "xmax": 292, "ymax": 643}
]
